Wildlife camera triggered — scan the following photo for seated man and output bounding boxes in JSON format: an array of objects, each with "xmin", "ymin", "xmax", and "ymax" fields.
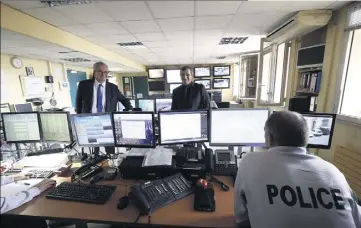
[{"xmin": 234, "ymin": 111, "xmax": 361, "ymax": 228}]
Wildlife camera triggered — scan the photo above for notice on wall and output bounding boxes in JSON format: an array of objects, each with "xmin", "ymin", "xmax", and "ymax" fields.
[{"xmin": 20, "ymin": 76, "xmax": 46, "ymax": 98}]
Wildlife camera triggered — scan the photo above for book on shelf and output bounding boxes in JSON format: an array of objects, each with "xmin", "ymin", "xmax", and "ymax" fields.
[{"xmin": 299, "ymin": 70, "xmax": 322, "ymax": 93}]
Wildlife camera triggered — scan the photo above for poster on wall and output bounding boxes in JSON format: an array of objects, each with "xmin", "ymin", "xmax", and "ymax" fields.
[{"xmin": 25, "ymin": 67, "xmax": 35, "ymax": 76}]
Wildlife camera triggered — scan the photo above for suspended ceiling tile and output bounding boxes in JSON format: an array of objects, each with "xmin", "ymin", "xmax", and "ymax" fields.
[
  {"xmin": 147, "ymin": 1, "xmax": 194, "ymax": 19},
  {"xmin": 157, "ymin": 17, "xmax": 194, "ymax": 31},
  {"xmin": 120, "ymin": 20, "xmax": 161, "ymax": 33},
  {"xmin": 96, "ymin": 1, "xmax": 153, "ymax": 21}
]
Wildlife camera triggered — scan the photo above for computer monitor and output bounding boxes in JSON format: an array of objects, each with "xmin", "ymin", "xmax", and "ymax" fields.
[
  {"xmin": 138, "ymin": 99, "xmax": 155, "ymax": 112},
  {"xmin": 112, "ymin": 112, "xmax": 155, "ymax": 148},
  {"xmin": 156, "ymin": 98, "xmax": 172, "ymax": 112},
  {"xmin": 158, "ymin": 110, "xmax": 208, "ymax": 145},
  {"xmin": 194, "ymin": 67, "xmax": 211, "ymax": 77},
  {"xmin": 72, "ymin": 113, "xmax": 115, "ymax": 147},
  {"xmin": 195, "ymin": 79, "xmax": 211, "ymax": 90},
  {"xmin": 169, "ymin": 84, "xmax": 181, "ymax": 93},
  {"xmin": 148, "ymin": 68, "xmax": 164, "ymax": 79},
  {"xmin": 39, "ymin": 112, "xmax": 73, "ymax": 143},
  {"xmin": 213, "ymin": 78, "xmax": 230, "ymax": 89},
  {"xmin": 1, "ymin": 103, "xmax": 11, "ymax": 120},
  {"xmin": 166, "ymin": 69, "xmax": 182, "ymax": 83},
  {"xmin": 1, "ymin": 112, "xmax": 41, "ymax": 143},
  {"xmin": 14, "ymin": 103, "xmax": 33, "ymax": 112},
  {"xmin": 210, "ymin": 109, "xmax": 269, "ymax": 146},
  {"xmin": 302, "ymin": 113, "xmax": 336, "ymax": 149},
  {"xmin": 149, "ymin": 81, "xmax": 165, "ymax": 91},
  {"xmin": 213, "ymin": 65, "xmax": 230, "ymax": 76},
  {"xmin": 129, "ymin": 99, "xmax": 136, "ymax": 109}
]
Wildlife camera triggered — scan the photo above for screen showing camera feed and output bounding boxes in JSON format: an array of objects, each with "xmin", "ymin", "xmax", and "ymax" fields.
[
  {"xmin": 213, "ymin": 78, "xmax": 230, "ymax": 89},
  {"xmin": 194, "ymin": 67, "xmax": 210, "ymax": 77},
  {"xmin": 213, "ymin": 66, "xmax": 230, "ymax": 76},
  {"xmin": 303, "ymin": 115, "xmax": 333, "ymax": 146},
  {"xmin": 195, "ymin": 80, "xmax": 211, "ymax": 89}
]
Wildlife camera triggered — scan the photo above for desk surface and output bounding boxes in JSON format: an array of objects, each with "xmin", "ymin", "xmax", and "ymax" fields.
[{"xmin": 6, "ymin": 171, "xmax": 236, "ymax": 228}]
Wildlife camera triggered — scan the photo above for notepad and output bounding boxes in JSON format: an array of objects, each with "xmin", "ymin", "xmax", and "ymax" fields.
[
  {"xmin": 12, "ymin": 153, "xmax": 68, "ymax": 169},
  {"xmin": 142, "ymin": 147, "xmax": 173, "ymax": 167}
]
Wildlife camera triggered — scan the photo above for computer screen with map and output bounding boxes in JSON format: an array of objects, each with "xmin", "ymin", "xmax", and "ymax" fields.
[{"xmin": 40, "ymin": 112, "xmax": 73, "ymax": 143}]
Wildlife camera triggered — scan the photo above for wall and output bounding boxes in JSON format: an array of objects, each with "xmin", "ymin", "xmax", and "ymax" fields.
[
  {"xmin": 0, "ymin": 53, "xmax": 92, "ymax": 109},
  {"xmin": 117, "ymin": 64, "xmax": 236, "ymax": 102}
]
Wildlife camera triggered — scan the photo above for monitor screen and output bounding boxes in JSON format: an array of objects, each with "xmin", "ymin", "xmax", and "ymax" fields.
[
  {"xmin": 138, "ymin": 99, "xmax": 155, "ymax": 112},
  {"xmin": 130, "ymin": 99, "xmax": 136, "ymax": 109},
  {"xmin": 2, "ymin": 113, "xmax": 41, "ymax": 142},
  {"xmin": 195, "ymin": 79, "xmax": 211, "ymax": 89},
  {"xmin": 302, "ymin": 113, "xmax": 336, "ymax": 149},
  {"xmin": 213, "ymin": 78, "xmax": 230, "ymax": 89},
  {"xmin": 148, "ymin": 68, "xmax": 164, "ymax": 79},
  {"xmin": 213, "ymin": 66, "xmax": 230, "ymax": 76},
  {"xmin": 166, "ymin": 69, "xmax": 181, "ymax": 83},
  {"xmin": 72, "ymin": 113, "xmax": 115, "ymax": 147},
  {"xmin": 14, "ymin": 103, "xmax": 33, "ymax": 112},
  {"xmin": 156, "ymin": 98, "xmax": 172, "ymax": 112},
  {"xmin": 210, "ymin": 109, "xmax": 269, "ymax": 146},
  {"xmin": 169, "ymin": 84, "xmax": 181, "ymax": 93},
  {"xmin": 40, "ymin": 112, "xmax": 72, "ymax": 143},
  {"xmin": 194, "ymin": 67, "xmax": 211, "ymax": 77},
  {"xmin": 159, "ymin": 110, "xmax": 208, "ymax": 144},
  {"xmin": 113, "ymin": 112, "xmax": 155, "ymax": 148},
  {"xmin": 149, "ymin": 81, "xmax": 165, "ymax": 91},
  {"xmin": 217, "ymin": 152, "xmax": 231, "ymax": 162}
]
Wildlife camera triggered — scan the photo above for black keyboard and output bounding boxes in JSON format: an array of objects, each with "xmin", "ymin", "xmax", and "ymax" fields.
[{"xmin": 46, "ymin": 182, "xmax": 116, "ymax": 204}]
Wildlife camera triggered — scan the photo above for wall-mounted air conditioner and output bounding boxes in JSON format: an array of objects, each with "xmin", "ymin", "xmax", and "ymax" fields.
[{"xmin": 267, "ymin": 10, "xmax": 332, "ymax": 43}]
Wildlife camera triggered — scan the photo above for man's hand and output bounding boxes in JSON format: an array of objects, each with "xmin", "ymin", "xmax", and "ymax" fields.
[{"xmin": 34, "ymin": 179, "xmax": 56, "ymax": 193}]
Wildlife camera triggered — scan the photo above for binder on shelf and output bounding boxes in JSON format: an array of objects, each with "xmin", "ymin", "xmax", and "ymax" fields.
[
  {"xmin": 309, "ymin": 73, "xmax": 318, "ymax": 92},
  {"xmin": 315, "ymin": 71, "xmax": 322, "ymax": 93}
]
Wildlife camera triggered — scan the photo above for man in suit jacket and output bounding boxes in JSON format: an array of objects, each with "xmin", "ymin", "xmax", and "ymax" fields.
[
  {"xmin": 171, "ymin": 66, "xmax": 210, "ymax": 110},
  {"xmin": 76, "ymin": 62, "xmax": 132, "ymax": 114},
  {"xmin": 76, "ymin": 62, "xmax": 132, "ymax": 154}
]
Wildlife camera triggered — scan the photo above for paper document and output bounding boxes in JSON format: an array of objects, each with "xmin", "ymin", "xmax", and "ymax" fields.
[
  {"xmin": 142, "ymin": 147, "xmax": 173, "ymax": 167},
  {"xmin": 1, "ymin": 179, "xmax": 43, "ymax": 197},
  {"xmin": 12, "ymin": 153, "xmax": 68, "ymax": 169},
  {"xmin": 127, "ymin": 148, "xmax": 151, "ymax": 157}
]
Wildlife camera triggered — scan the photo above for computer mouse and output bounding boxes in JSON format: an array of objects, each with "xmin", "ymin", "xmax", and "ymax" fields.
[
  {"xmin": 117, "ymin": 196, "xmax": 129, "ymax": 210},
  {"xmin": 89, "ymin": 175, "xmax": 103, "ymax": 185}
]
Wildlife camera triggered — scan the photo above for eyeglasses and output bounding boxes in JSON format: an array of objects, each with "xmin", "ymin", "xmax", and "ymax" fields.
[{"xmin": 95, "ymin": 70, "xmax": 110, "ymax": 75}]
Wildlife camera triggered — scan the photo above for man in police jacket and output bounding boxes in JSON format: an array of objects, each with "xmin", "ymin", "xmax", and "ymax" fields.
[{"xmin": 234, "ymin": 111, "xmax": 361, "ymax": 228}]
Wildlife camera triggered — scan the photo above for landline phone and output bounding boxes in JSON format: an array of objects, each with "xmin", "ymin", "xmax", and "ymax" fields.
[
  {"xmin": 130, "ymin": 173, "xmax": 195, "ymax": 214},
  {"xmin": 213, "ymin": 150, "xmax": 238, "ymax": 176},
  {"xmin": 71, "ymin": 155, "xmax": 107, "ymax": 182}
]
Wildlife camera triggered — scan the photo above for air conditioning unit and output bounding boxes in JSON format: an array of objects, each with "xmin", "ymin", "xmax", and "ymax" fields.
[{"xmin": 267, "ymin": 10, "xmax": 332, "ymax": 43}]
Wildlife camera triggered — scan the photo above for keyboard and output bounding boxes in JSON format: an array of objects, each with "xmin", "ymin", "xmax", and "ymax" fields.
[
  {"xmin": 46, "ymin": 182, "xmax": 116, "ymax": 204},
  {"xmin": 130, "ymin": 173, "xmax": 195, "ymax": 213},
  {"xmin": 3, "ymin": 168, "xmax": 22, "ymax": 176},
  {"xmin": 25, "ymin": 169, "xmax": 53, "ymax": 178}
]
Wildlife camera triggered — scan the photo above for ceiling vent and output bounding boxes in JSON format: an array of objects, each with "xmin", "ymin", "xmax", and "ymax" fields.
[
  {"xmin": 41, "ymin": 1, "xmax": 93, "ymax": 7},
  {"xmin": 58, "ymin": 51, "xmax": 79, "ymax": 54},
  {"xmin": 219, "ymin": 37, "xmax": 248, "ymax": 45},
  {"xmin": 216, "ymin": 56, "xmax": 226, "ymax": 59},
  {"xmin": 117, "ymin": 42, "xmax": 146, "ymax": 49},
  {"xmin": 267, "ymin": 10, "xmax": 332, "ymax": 43},
  {"xmin": 62, "ymin": 58, "xmax": 91, "ymax": 63}
]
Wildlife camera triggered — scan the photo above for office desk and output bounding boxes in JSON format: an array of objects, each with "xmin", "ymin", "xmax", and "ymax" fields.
[{"xmin": 5, "ymin": 171, "xmax": 236, "ymax": 228}]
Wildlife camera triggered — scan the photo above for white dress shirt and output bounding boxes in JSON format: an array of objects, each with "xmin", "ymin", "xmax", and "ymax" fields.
[
  {"xmin": 0, "ymin": 176, "xmax": 40, "ymax": 213},
  {"xmin": 92, "ymin": 80, "xmax": 106, "ymax": 113},
  {"xmin": 234, "ymin": 146, "xmax": 361, "ymax": 228}
]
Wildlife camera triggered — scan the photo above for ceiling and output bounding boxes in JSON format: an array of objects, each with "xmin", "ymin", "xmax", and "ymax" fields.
[
  {"xmin": 1, "ymin": 28, "xmax": 137, "ymax": 72},
  {"xmin": 1, "ymin": 0, "xmax": 348, "ymax": 68}
]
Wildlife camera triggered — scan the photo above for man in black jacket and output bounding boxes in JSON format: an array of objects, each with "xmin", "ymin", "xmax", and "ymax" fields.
[
  {"xmin": 76, "ymin": 62, "xmax": 132, "ymax": 113},
  {"xmin": 75, "ymin": 62, "xmax": 132, "ymax": 154},
  {"xmin": 171, "ymin": 66, "xmax": 210, "ymax": 110}
]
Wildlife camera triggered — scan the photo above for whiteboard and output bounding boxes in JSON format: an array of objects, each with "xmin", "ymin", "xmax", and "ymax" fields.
[{"xmin": 20, "ymin": 76, "xmax": 46, "ymax": 98}]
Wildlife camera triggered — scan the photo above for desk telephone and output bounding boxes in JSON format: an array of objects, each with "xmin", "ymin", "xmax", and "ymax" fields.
[
  {"xmin": 213, "ymin": 150, "xmax": 238, "ymax": 176},
  {"xmin": 130, "ymin": 173, "xmax": 195, "ymax": 214}
]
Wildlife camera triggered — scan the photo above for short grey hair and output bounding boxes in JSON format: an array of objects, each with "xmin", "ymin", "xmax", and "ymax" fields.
[
  {"xmin": 93, "ymin": 61, "xmax": 108, "ymax": 71},
  {"xmin": 265, "ymin": 111, "xmax": 309, "ymax": 147}
]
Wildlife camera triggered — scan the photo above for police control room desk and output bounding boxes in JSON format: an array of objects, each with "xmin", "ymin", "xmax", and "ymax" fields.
[{"xmin": 4, "ymin": 171, "xmax": 237, "ymax": 228}]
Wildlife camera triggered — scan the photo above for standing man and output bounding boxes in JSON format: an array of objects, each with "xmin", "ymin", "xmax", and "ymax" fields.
[
  {"xmin": 171, "ymin": 66, "xmax": 210, "ymax": 110},
  {"xmin": 234, "ymin": 111, "xmax": 361, "ymax": 228},
  {"xmin": 76, "ymin": 62, "xmax": 132, "ymax": 154}
]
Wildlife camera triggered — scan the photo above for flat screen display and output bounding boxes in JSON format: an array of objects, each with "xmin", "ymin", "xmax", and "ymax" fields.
[
  {"xmin": 194, "ymin": 67, "xmax": 211, "ymax": 77},
  {"xmin": 195, "ymin": 79, "xmax": 211, "ymax": 89},
  {"xmin": 213, "ymin": 66, "xmax": 230, "ymax": 76},
  {"xmin": 149, "ymin": 81, "xmax": 165, "ymax": 91},
  {"xmin": 169, "ymin": 84, "xmax": 181, "ymax": 93},
  {"xmin": 148, "ymin": 68, "xmax": 164, "ymax": 79},
  {"xmin": 213, "ymin": 78, "xmax": 230, "ymax": 89},
  {"xmin": 166, "ymin": 69, "xmax": 181, "ymax": 83}
]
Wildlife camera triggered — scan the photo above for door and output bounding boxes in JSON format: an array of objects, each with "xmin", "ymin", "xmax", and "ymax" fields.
[
  {"xmin": 67, "ymin": 70, "xmax": 87, "ymax": 107},
  {"xmin": 133, "ymin": 76, "xmax": 149, "ymax": 98}
]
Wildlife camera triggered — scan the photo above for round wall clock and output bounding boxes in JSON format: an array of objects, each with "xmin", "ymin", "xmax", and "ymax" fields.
[{"xmin": 11, "ymin": 57, "xmax": 23, "ymax": 69}]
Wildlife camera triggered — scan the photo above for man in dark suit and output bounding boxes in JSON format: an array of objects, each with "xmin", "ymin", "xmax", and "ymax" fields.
[
  {"xmin": 171, "ymin": 66, "xmax": 210, "ymax": 110},
  {"xmin": 76, "ymin": 62, "xmax": 132, "ymax": 114},
  {"xmin": 76, "ymin": 62, "xmax": 132, "ymax": 154}
]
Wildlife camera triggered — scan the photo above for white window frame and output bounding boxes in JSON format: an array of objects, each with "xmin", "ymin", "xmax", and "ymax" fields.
[
  {"xmin": 257, "ymin": 38, "xmax": 291, "ymax": 106},
  {"xmin": 238, "ymin": 53, "xmax": 259, "ymax": 100}
]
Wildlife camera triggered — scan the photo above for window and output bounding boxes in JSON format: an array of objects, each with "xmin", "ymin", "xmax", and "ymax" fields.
[
  {"xmin": 339, "ymin": 28, "xmax": 361, "ymax": 118},
  {"xmin": 257, "ymin": 38, "xmax": 291, "ymax": 106},
  {"xmin": 337, "ymin": 2, "xmax": 361, "ymax": 121}
]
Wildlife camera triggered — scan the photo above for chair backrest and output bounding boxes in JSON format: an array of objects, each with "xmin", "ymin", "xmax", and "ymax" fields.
[
  {"xmin": 216, "ymin": 102, "xmax": 230, "ymax": 109},
  {"xmin": 333, "ymin": 146, "xmax": 361, "ymax": 197}
]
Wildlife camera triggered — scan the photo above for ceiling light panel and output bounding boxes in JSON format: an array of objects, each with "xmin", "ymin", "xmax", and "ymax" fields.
[{"xmin": 219, "ymin": 37, "xmax": 248, "ymax": 45}]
